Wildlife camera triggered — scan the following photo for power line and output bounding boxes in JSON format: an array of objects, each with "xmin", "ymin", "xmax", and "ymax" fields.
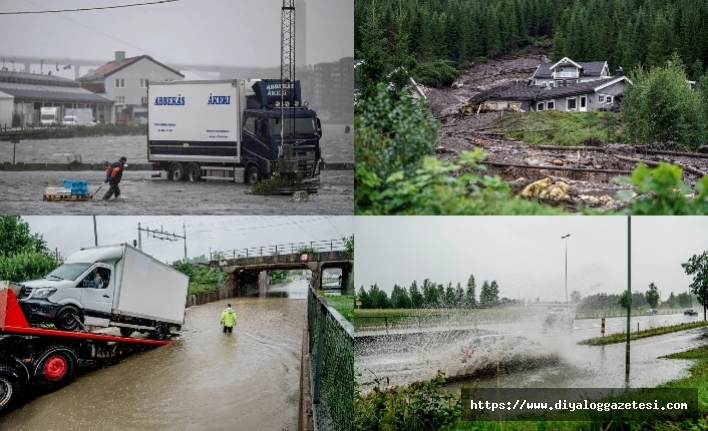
[{"xmin": 2, "ymin": 0, "xmax": 179, "ymax": 15}]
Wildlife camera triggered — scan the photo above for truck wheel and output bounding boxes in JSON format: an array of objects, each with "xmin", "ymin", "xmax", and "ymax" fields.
[
  {"xmin": 0, "ymin": 365, "xmax": 21, "ymax": 414},
  {"xmin": 119, "ymin": 327, "xmax": 134, "ymax": 337},
  {"xmin": 35, "ymin": 349, "xmax": 77, "ymax": 392},
  {"xmin": 152, "ymin": 323, "xmax": 168, "ymax": 341},
  {"xmin": 246, "ymin": 166, "xmax": 261, "ymax": 184},
  {"xmin": 186, "ymin": 163, "xmax": 201, "ymax": 182},
  {"xmin": 169, "ymin": 162, "xmax": 185, "ymax": 181},
  {"xmin": 54, "ymin": 306, "xmax": 82, "ymax": 331}
]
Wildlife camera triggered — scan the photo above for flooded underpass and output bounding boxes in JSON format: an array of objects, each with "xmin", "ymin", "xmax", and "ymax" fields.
[
  {"xmin": 355, "ymin": 313, "xmax": 708, "ymax": 392},
  {"xmin": 0, "ymin": 281, "xmax": 307, "ymax": 431}
]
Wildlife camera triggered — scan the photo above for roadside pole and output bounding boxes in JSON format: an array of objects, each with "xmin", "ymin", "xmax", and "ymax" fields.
[{"xmin": 626, "ymin": 216, "xmax": 631, "ymax": 382}]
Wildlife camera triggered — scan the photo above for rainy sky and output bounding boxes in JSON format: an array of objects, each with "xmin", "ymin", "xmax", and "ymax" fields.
[
  {"xmin": 354, "ymin": 216, "xmax": 708, "ymax": 303},
  {"xmin": 23, "ymin": 216, "xmax": 354, "ymax": 264},
  {"xmin": 0, "ymin": 0, "xmax": 352, "ymax": 75}
]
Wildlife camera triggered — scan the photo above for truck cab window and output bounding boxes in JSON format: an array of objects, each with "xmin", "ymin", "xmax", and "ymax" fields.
[{"xmin": 244, "ymin": 117, "xmax": 256, "ymax": 135}]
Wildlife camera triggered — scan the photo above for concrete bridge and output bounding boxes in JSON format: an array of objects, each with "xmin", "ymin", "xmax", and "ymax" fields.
[{"xmin": 209, "ymin": 239, "xmax": 353, "ymax": 296}]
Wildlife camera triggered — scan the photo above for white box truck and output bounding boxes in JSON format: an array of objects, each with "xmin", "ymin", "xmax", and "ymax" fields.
[
  {"xmin": 17, "ymin": 244, "xmax": 189, "ymax": 340},
  {"xmin": 63, "ymin": 108, "xmax": 95, "ymax": 126},
  {"xmin": 147, "ymin": 79, "xmax": 322, "ymax": 183},
  {"xmin": 40, "ymin": 107, "xmax": 62, "ymax": 126}
]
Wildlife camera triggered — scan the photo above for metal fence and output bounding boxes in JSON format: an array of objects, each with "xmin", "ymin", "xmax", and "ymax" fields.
[
  {"xmin": 308, "ymin": 287, "xmax": 353, "ymax": 431},
  {"xmin": 212, "ymin": 238, "xmax": 347, "ymax": 261}
]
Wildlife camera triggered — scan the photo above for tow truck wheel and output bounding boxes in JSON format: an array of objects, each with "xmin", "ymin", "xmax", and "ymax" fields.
[
  {"xmin": 54, "ymin": 306, "xmax": 82, "ymax": 331},
  {"xmin": 169, "ymin": 162, "xmax": 185, "ymax": 181},
  {"xmin": 186, "ymin": 163, "xmax": 201, "ymax": 182},
  {"xmin": 119, "ymin": 327, "xmax": 134, "ymax": 337},
  {"xmin": 0, "ymin": 366, "xmax": 21, "ymax": 414},
  {"xmin": 35, "ymin": 348, "xmax": 77, "ymax": 391},
  {"xmin": 246, "ymin": 166, "xmax": 261, "ymax": 184},
  {"xmin": 152, "ymin": 323, "xmax": 168, "ymax": 341}
]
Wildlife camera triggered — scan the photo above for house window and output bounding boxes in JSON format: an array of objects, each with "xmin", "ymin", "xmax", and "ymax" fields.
[
  {"xmin": 580, "ymin": 96, "xmax": 587, "ymax": 109},
  {"xmin": 606, "ymin": 96, "xmax": 613, "ymax": 104},
  {"xmin": 141, "ymin": 96, "xmax": 148, "ymax": 105},
  {"xmin": 537, "ymin": 102, "xmax": 545, "ymax": 111},
  {"xmin": 140, "ymin": 79, "xmax": 147, "ymax": 88},
  {"xmin": 567, "ymin": 98, "xmax": 577, "ymax": 110},
  {"xmin": 599, "ymin": 95, "xmax": 605, "ymax": 103},
  {"xmin": 115, "ymin": 96, "xmax": 125, "ymax": 104},
  {"xmin": 115, "ymin": 78, "xmax": 125, "ymax": 88},
  {"xmin": 547, "ymin": 101, "xmax": 555, "ymax": 110}
]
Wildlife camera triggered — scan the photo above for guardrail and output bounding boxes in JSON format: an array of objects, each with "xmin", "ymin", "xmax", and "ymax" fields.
[
  {"xmin": 307, "ymin": 287, "xmax": 353, "ymax": 431},
  {"xmin": 212, "ymin": 238, "xmax": 347, "ymax": 260}
]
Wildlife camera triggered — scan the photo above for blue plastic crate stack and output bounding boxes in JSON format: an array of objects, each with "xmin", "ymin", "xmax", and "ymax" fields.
[{"xmin": 62, "ymin": 180, "xmax": 89, "ymax": 196}]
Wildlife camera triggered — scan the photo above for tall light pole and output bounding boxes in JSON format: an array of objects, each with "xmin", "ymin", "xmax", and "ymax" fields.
[{"xmin": 562, "ymin": 234, "xmax": 571, "ymax": 304}]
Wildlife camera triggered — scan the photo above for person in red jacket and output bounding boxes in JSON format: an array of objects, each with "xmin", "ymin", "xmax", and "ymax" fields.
[{"xmin": 103, "ymin": 156, "xmax": 127, "ymax": 200}]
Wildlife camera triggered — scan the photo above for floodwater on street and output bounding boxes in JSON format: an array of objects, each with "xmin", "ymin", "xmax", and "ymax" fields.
[
  {"xmin": 0, "ymin": 123, "xmax": 353, "ymax": 164},
  {"xmin": 0, "ymin": 282, "xmax": 307, "ymax": 431},
  {"xmin": 0, "ymin": 170, "xmax": 353, "ymax": 215},
  {"xmin": 355, "ymin": 312, "xmax": 708, "ymax": 391}
]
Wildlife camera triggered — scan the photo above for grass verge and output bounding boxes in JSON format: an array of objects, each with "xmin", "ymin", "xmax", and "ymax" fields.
[
  {"xmin": 320, "ymin": 292, "xmax": 353, "ymax": 323},
  {"xmin": 579, "ymin": 321, "xmax": 708, "ymax": 345},
  {"xmin": 488, "ymin": 110, "xmax": 624, "ymax": 146}
]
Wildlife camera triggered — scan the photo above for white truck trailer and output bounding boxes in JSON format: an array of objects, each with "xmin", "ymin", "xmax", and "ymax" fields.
[
  {"xmin": 147, "ymin": 79, "xmax": 322, "ymax": 183},
  {"xmin": 17, "ymin": 244, "xmax": 189, "ymax": 340}
]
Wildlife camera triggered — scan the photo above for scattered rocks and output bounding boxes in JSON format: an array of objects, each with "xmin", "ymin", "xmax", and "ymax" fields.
[
  {"xmin": 551, "ymin": 159, "xmax": 564, "ymax": 166},
  {"xmin": 520, "ymin": 178, "xmax": 571, "ymax": 200},
  {"xmin": 292, "ymin": 191, "xmax": 309, "ymax": 202}
]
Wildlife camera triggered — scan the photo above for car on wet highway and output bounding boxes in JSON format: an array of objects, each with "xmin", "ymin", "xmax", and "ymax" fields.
[
  {"xmin": 646, "ymin": 309, "xmax": 658, "ymax": 314},
  {"xmin": 684, "ymin": 309, "xmax": 699, "ymax": 316},
  {"xmin": 543, "ymin": 307, "xmax": 574, "ymax": 333}
]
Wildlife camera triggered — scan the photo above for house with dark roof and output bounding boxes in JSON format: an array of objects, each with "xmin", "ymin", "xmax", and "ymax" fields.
[
  {"xmin": 77, "ymin": 51, "xmax": 184, "ymax": 123},
  {"xmin": 470, "ymin": 57, "xmax": 631, "ymax": 113},
  {"xmin": 532, "ymin": 57, "xmax": 612, "ymax": 87},
  {"xmin": 0, "ymin": 69, "xmax": 113, "ymax": 126}
]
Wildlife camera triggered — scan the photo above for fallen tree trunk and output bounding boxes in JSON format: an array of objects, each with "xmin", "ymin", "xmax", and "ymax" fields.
[
  {"xmin": 482, "ymin": 161, "xmax": 632, "ymax": 175},
  {"xmin": 536, "ymin": 145, "xmax": 606, "ymax": 152},
  {"xmin": 612, "ymin": 154, "xmax": 708, "ymax": 177}
]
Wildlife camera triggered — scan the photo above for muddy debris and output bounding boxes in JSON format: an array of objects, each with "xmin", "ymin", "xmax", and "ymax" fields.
[{"xmin": 426, "ymin": 54, "xmax": 708, "ymax": 211}]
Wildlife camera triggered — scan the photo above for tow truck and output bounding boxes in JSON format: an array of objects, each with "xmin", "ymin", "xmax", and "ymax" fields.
[{"xmin": 0, "ymin": 284, "xmax": 170, "ymax": 415}]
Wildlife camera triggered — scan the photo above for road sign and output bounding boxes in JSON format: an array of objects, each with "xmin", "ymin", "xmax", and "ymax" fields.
[{"xmin": 299, "ymin": 252, "xmax": 309, "ymax": 262}]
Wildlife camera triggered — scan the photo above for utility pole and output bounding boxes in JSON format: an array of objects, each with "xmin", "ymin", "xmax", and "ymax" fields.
[
  {"xmin": 626, "ymin": 216, "xmax": 632, "ymax": 382},
  {"xmin": 138, "ymin": 223, "xmax": 142, "ymax": 250},
  {"xmin": 137, "ymin": 223, "xmax": 187, "ymax": 261},
  {"xmin": 561, "ymin": 234, "xmax": 570, "ymax": 304},
  {"xmin": 93, "ymin": 215, "xmax": 98, "ymax": 246}
]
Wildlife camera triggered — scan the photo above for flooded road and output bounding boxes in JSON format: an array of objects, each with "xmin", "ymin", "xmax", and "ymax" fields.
[
  {"xmin": 0, "ymin": 123, "xmax": 353, "ymax": 164},
  {"xmin": 1, "ymin": 284, "xmax": 307, "ymax": 431},
  {"xmin": 355, "ymin": 312, "xmax": 708, "ymax": 390},
  {"xmin": 0, "ymin": 170, "xmax": 353, "ymax": 215}
]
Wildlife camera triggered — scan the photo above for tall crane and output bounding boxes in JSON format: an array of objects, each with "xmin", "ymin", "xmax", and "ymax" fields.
[{"xmin": 281, "ymin": 0, "xmax": 296, "ymax": 143}]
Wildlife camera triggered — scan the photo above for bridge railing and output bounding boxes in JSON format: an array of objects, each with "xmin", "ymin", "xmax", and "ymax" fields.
[
  {"xmin": 211, "ymin": 238, "xmax": 347, "ymax": 261},
  {"xmin": 308, "ymin": 287, "xmax": 353, "ymax": 431}
]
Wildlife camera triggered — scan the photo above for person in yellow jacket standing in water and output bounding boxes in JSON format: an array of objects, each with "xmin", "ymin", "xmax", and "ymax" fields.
[{"xmin": 220, "ymin": 304, "xmax": 237, "ymax": 333}]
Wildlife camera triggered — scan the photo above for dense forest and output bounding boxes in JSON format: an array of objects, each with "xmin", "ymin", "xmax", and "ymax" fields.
[{"xmin": 355, "ymin": 0, "xmax": 708, "ymax": 85}]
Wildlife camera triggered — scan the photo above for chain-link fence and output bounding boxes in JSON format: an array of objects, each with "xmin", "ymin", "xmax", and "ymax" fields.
[{"xmin": 308, "ymin": 287, "xmax": 353, "ymax": 431}]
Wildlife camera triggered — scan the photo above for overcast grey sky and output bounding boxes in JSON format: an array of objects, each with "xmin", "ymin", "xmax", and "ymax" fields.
[
  {"xmin": 354, "ymin": 217, "xmax": 708, "ymax": 302},
  {"xmin": 0, "ymin": 0, "xmax": 352, "ymax": 76},
  {"xmin": 24, "ymin": 216, "xmax": 353, "ymax": 264}
]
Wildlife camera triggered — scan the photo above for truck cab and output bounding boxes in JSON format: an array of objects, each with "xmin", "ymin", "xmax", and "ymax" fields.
[
  {"xmin": 40, "ymin": 107, "xmax": 61, "ymax": 127},
  {"xmin": 18, "ymin": 247, "xmax": 120, "ymax": 331}
]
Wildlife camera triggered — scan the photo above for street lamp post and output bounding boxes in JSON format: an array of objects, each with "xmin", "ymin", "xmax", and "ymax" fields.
[{"xmin": 562, "ymin": 234, "xmax": 571, "ymax": 304}]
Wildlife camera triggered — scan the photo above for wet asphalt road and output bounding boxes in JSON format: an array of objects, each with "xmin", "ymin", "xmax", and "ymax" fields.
[
  {"xmin": 356, "ymin": 312, "xmax": 708, "ymax": 390},
  {"xmin": 0, "ymin": 283, "xmax": 307, "ymax": 431},
  {"xmin": 0, "ymin": 170, "xmax": 353, "ymax": 215}
]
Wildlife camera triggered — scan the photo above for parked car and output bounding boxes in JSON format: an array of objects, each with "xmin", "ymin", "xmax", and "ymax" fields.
[
  {"xmin": 684, "ymin": 309, "xmax": 698, "ymax": 316},
  {"xmin": 646, "ymin": 309, "xmax": 658, "ymax": 314},
  {"xmin": 61, "ymin": 115, "xmax": 79, "ymax": 126}
]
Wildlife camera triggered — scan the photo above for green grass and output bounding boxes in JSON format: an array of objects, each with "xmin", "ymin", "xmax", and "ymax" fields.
[
  {"xmin": 488, "ymin": 110, "xmax": 624, "ymax": 146},
  {"xmin": 579, "ymin": 321, "xmax": 708, "ymax": 345},
  {"xmin": 321, "ymin": 293, "xmax": 353, "ymax": 323}
]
